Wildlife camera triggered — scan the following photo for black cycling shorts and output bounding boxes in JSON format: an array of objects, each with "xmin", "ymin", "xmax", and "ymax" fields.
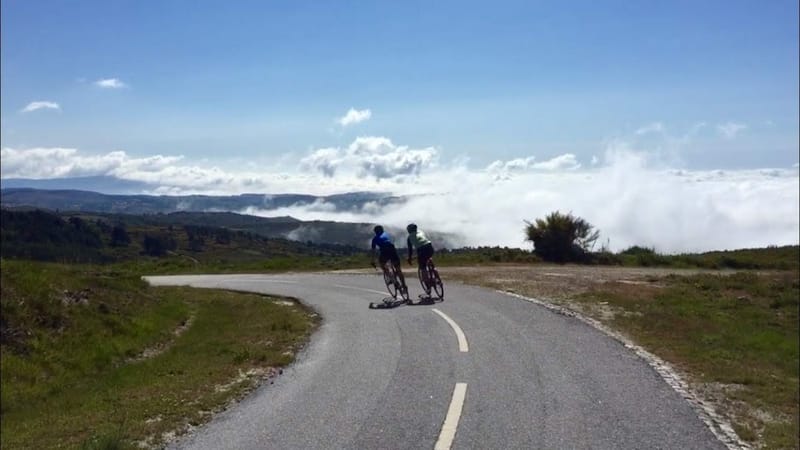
[
  {"xmin": 379, "ymin": 245, "xmax": 401, "ymax": 266},
  {"xmin": 417, "ymin": 243, "xmax": 434, "ymax": 266}
]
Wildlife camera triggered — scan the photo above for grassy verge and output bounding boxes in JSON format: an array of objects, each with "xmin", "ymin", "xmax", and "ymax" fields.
[
  {"xmin": 447, "ymin": 267, "xmax": 799, "ymax": 450},
  {"xmin": 575, "ymin": 272, "xmax": 798, "ymax": 449},
  {"xmin": 1, "ymin": 260, "xmax": 318, "ymax": 449},
  {"xmin": 111, "ymin": 253, "xmax": 367, "ymax": 275},
  {"xmin": 607, "ymin": 245, "xmax": 800, "ymax": 270}
]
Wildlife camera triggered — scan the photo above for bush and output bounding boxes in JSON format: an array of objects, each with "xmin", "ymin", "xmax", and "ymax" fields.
[
  {"xmin": 524, "ymin": 211, "xmax": 599, "ymax": 263},
  {"xmin": 621, "ymin": 245, "xmax": 657, "ymax": 256},
  {"xmin": 619, "ymin": 245, "xmax": 670, "ymax": 266}
]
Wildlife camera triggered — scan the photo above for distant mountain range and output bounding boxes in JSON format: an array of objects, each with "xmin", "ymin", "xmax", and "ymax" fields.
[
  {"xmin": 1, "ymin": 176, "xmax": 155, "ymax": 194},
  {"xmin": 0, "ymin": 187, "xmax": 404, "ymax": 215},
  {"xmin": 0, "ymin": 187, "xmax": 460, "ymax": 249}
]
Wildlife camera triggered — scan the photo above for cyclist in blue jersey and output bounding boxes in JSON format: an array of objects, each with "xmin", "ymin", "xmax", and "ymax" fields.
[{"xmin": 371, "ymin": 225, "xmax": 407, "ymax": 291}]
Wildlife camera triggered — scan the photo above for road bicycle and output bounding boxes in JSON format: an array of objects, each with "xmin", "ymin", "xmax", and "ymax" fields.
[
  {"xmin": 373, "ymin": 261, "xmax": 410, "ymax": 304},
  {"xmin": 411, "ymin": 256, "xmax": 444, "ymax": 301}
]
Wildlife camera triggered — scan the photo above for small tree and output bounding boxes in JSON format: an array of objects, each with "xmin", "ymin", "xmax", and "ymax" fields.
[{"xmin": 524, "ymin": 211, "xmax": 600, "ymax": 263}]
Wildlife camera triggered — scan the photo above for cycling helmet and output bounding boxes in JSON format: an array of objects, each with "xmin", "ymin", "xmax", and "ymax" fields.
[
  {"xmin": 406, "ymin": 223, "xmax": 417, "ymax": 232},
  {"xmin": 373, "ymin": 225, "xmax": 384, "ymax": 235}
]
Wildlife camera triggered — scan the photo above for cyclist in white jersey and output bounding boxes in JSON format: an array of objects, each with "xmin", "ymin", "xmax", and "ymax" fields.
[{"xmin": 406, "ymin": 223, "xmax": 434, "ymax": 271}]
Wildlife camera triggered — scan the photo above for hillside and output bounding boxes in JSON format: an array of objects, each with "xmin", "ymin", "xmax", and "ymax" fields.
[
  {"xmin": 0, "ymin": 208, "xmax": 366, "ymax": 271},
  {"xmin": 0, "ymin": 188, "xmax": 404, "ymax": 214},
  {"xmin": 0, "ymin": 189, "xmax": 463, "ymax": 249}
]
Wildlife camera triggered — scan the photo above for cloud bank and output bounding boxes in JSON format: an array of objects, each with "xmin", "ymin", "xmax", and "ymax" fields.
[{"xmin": 2, "ymin": 138, "xmax": 798, "ymax": 253}]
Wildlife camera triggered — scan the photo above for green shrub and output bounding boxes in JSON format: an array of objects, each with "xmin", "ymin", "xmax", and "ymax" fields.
[{"xmin": 524, "ymin": 211, "xmax": 599, "ymax": 263}]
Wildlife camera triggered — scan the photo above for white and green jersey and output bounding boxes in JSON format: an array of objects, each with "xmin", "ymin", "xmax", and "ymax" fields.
[{"xmin": 406, "ymin": 230, "xmax": 431, "ymax": 250}]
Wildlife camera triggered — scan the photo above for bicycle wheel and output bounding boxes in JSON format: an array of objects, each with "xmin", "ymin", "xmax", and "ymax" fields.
[
  {"xmin": 430, "ymin": 266, "xmax": 444, "ymax": 300},
  {"xmin": 418, "ymin": 265, "xmax": 431, "ymax": 295},
  {"xmin": 383, "ymin": 269, "xmax": 398, "ymax": 299},
  {"xmin": 393, "ymin": 265, "xmax": 410, "ymax": 302}
]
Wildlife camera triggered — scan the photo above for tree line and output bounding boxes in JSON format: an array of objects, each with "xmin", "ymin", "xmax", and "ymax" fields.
[{"xmin": 0, "ymin": 209, "xmax": 232, "ymax": 260}]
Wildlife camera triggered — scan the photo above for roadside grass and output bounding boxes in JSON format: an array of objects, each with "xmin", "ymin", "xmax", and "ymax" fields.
[
  {"xmin": 106, "ymin": 244, "xmax": 797, "ymax": 277},
  {"xmin": 0, "ymin": 260, "xmax": 318, "ymax": 449},
  {"xmin": 611, "ymin": 245, "xmax": 800, "ymax": 270},
  {"xmin": 573, "ymin": 271, "xmax": 799, "ymax": 449}
]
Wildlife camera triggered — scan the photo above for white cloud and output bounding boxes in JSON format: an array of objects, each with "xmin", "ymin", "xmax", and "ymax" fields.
[
  {"xmin": 271, "ymin": 144, "xmax": 800, "ymax": 253},
  {"xmin": 486, "ymin": 156, "xmax": 537, "ymax": 174},
  {"xmin": 300, "ymin": 136, "xmax": 438, "ymax": 179},
  {"xmin": 0, "ymin": 147, "xmax": 182, "ymax": 179},
  {"xmin": 531, "ymin": 153, "xmax": 580, "ymax": 170},
  {"xmin": 2, "ymin": 140, "xmax": 797, "ymax": 254},
  {"xmin": 337, "ymin": 108, "xmax": 372, "ymax": 127},
  {"xmin": 95, "ymin": 78, "xmax": 127, "ymax": 89},
  {"xmin": 717, "ymin": 122, "xmax": 747, "ymax": 139},
  {"xmin": 20, "ymin": 101, "xmax": 60, "ymax": 113},
  {"xmin": 299, "ymin": 147, "xmax": 341, "ymax": 177},
  {"xmin": 486, "ymin": 154, "xmax": 580, "ymax": 180},
  {"xmin": 248, "ymin": 149, "xmax": 800, "ymax": 253},
  {"xmin": 635, "ymin": 122, "xmax": 664, "ymax": 135}
]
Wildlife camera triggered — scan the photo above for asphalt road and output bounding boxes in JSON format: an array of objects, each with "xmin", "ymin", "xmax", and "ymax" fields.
[{"xmin": 144, "ymin": 273, "xmax": 726, "ymax": 450}]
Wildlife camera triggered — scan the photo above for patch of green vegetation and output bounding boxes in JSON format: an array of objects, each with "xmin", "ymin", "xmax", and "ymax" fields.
[
  {"xmin": 435, "ymin": 246, "xmax": 541, "ymax": 265},
  {"xmin": 576, "ymin": 271, "xmax": 799, "ymax": 449},
  {"xmin": 0, "ymin": 260, "xmax": 317, "ymax": 449},
  {"xmin": 3, "ymin": 207, "xmax": 798, "ymax": 274},
  {"xmin": 435, "ymin": 245, "xmax": 799, "ymax": 272},
  {"xmin": 597, "ymin": 245, "xmax": 800, "ymax": 271},
  {"xmin": 0, "ymin": 208, "xmax": 365, "ymax": 266}
]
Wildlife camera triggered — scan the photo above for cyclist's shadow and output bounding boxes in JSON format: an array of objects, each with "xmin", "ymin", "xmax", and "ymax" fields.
[
  {"xmin": 407, "ymin": 295, "xmax": 439, "ymax": 306},
  {"xmin": 368, "ymin": 295, "xmax": 440, "ymax": 309},
  {"xmin": 368, "ymin": 296, "xmax": 406, "ymax": 309}
]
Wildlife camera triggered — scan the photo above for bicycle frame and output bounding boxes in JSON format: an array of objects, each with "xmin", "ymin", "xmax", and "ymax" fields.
[
  {"xmin": 412, "ymin": 256, "xmax": 444, "ymax": 300},
  {"xmin": 380, "ymin": 260, "xmax": 408, "ymax": 301}
]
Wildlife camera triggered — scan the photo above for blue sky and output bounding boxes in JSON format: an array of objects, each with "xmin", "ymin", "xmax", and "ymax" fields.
[
  {"xmin": 1, "ymin": 1, "xmax": 798, "ymax": 251},
  {"xmin": 2, "ymin": 0, "xmax": 798, "ymax": 169}
]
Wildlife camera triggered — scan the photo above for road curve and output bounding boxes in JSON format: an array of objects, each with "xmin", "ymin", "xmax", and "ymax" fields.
[{"xmin": 144, "ymin": 273, "xmax": 726, "ymax": 450}]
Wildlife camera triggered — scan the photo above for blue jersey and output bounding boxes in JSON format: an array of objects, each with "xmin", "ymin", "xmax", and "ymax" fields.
[{"xmin": 371, "ymin": 232, "xmax": 395, "ymax": 251}]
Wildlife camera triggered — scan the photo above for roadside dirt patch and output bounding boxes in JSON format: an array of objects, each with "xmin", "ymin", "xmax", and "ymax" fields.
[{"xmin": 438, "ymin": 264, "xmax": 701, "ymax": 305}]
